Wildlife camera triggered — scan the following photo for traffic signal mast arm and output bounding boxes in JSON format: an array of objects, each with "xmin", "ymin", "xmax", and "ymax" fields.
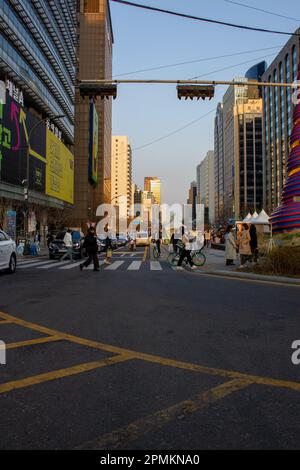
[{"xmin": 78, "ymin": 79, "xmax": 299, "ymax": 101}]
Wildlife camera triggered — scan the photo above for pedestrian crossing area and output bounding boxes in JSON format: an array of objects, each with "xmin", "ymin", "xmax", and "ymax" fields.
[{"xmin": 16, "ymin": 257, "xmax": 170, "ymax": 273}]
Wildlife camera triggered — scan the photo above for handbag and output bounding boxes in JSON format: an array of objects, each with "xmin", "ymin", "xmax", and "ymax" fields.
[{"xmin": 106, "ymin": 248, "xmax": 113, "ymax": 258}]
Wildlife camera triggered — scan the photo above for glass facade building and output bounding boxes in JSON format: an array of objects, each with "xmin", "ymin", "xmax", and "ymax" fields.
[
  {"xmin": 214, "ymin": 103, "xmax": 224, "ymax": 224},
  {"xmin": 0, "ymin": 0, "xmax": 76, "ymax": 237},
  {"xmin": 262, "ymin": 28, "xmax": 300, "ymax": 212},
  {"xmin": 0, "ymin": 0, "xmax": 76, "ymax": 143}
]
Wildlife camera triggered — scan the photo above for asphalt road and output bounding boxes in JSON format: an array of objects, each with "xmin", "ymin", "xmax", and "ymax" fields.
[{"xmin": 0, "ymin": 246, "xmax": 300, "ymax": 450}]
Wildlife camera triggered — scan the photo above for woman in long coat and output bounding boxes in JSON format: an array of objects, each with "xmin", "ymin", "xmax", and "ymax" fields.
[
  {"xmin": 238, "ymin": 223, "xmax": 252, "ymax": 267},
  {"xmin": 225, "ymin": 225, "xmax": 237, "ymax": 266}
]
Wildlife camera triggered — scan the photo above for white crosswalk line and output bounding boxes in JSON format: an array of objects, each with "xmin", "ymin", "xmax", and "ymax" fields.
[
  {"xmin": 127, "ymin": 261, "xmax": 142, "ymax": 271},
  {"xmin": 18, "ymin": 260, "xmax": 58, "ymax": 269},
  {"xmin": 59, "ymin": 261, "xmax": 83, "ymax": 270},
  {"xmin": 150, "ymin": 261, "xmax": 162, "ymax": 271},
  {"xmin": 87, "ymin": 260, "xmax": 105, "ymax": 270},
  {"xmin": 105, "ymin": 261, "xmax": 124, "ymax": 270},
  {"xmin": 17, "ymin": 258, "xmax": 46, "ymax": 266},
  {"xmin": 39, "ymin": 260, "xmax": 71, "ymax": 269}
]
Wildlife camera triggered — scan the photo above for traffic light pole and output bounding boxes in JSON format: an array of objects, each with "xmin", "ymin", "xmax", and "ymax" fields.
[{"xmin": 79, "ymin": 78, "xmax": 298, "ymax": 89}]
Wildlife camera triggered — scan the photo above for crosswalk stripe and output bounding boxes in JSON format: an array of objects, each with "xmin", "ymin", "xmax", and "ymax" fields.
[
  {"xmin": 17, "ymin": 258, "xmax": 46, "ymax": 266},
  {"xmin": 87, "ymin": 260, "xmax": 105, "ymax": 270},
  {"xmin": 105, "ymin": 261, "xmax": 124, "ymax": 270},
  {"xmin": 18, "ymin": 260, "xmax": 58, "ymax": 269},
  {"xmin": 127, "ymin": 261, "xmax": 142, "ymax": 271},
  {"xmin": 59, "ymin": 261, "xmax": 83, "ymax": 270},
  {"xmin": 38, "ymin": 260, "xmax": 71, "ymax": 269},
  {"xmin": 150, "ymin": 261, "xmax": 162, "ymax": 271}
]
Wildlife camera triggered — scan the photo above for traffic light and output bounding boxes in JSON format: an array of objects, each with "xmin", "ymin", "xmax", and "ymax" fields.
[
  {"xmin": 177, "ymin": 85, "xmax": 215, "ymax": 100},
  {"xmin": 78, "ymin": 83, "xmax": 117, "ymax": 100}
]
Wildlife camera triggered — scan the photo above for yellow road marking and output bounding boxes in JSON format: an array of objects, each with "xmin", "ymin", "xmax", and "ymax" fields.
[
  {"xmin": 6, "ymin": 335, "xmax": 61, "ymax": 350},
  {"xmin": 0, "ymin": 354, "xmax": 131, "ymax": 394},
  {"xmin": 1, "ymin": 311, "xmax": 300, "ymax": 393},
  {"xmin": 143, "ymin": 246, "xmax": 148, "ymax": 262},
  {"xmin": 0, "ymin": 320, "xmax": 13, "ymax": 324},
  {"xmin": 77, "ymin": 378, "xmax": 251, "ymax": 449}
]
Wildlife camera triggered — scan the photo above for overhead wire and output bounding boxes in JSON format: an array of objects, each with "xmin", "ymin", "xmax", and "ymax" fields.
[
  {"xmin": 113, "ymin": 46, "xmax": 282, "ymax": 78},
  {"xmin": 110, "ymin": 0, "xmax": 300, "ymax": 37}
]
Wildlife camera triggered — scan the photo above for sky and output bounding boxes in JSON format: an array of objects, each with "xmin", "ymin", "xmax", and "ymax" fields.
[{"xmin": 110, "ymin": 0, "xmax": 299, "ymax": 204}]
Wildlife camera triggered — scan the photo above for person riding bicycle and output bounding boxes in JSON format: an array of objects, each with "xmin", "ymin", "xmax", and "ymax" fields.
[
  {"xmin": 176, "ymin": 229, "xmax": 197, "ymax": 271},
  {"xmin": 152, "ymin": 231, "xmax": 162, "ymax": 257}
]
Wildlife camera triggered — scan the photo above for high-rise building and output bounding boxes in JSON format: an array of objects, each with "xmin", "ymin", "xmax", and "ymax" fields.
[
  {"xmin": 72, "ymin": 0, "xmax": 113, "ymax": 228},
  {"xmin": 214, "ymin": 103, "xmax": 225, "ymax": 224},
  {"xmin": 0, "ymin": 0, "xmax": 76, "ymax": 238},
  {"xmin": 262, "ymin": 29, "xmax": 300, "ymax": 213},
  {"xmin": 111, "ymin": 136, "xmax": 132, "ymax": 217},
  {"xmin": 144, "ymin": 177, "xmax": 161, "ymax": 205},
  {"xmin": 197, "ymin": 151, "xmax": 215, "ymax": 225},
  {"xmin": 187, "ymin": 181, "xmax": 197, "ymax": 224},
  {"xmin": 223, "ymin": 78, "xmax": 263, "ymax": 220}
]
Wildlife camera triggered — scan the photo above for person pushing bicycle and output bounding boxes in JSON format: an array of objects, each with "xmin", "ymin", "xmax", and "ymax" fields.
[{"xmin": 176, "ymin": 229, "xmax": 197, "ymax": 271}]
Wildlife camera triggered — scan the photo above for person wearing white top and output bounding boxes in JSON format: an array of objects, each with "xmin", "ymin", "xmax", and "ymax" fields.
[
  {"xmin": 61, "ymin": 229, "xmax": 74, "ymax": 262},
  {"xmin": 176, "ymin": 230, "xmax": 197, "ymax": 270}
]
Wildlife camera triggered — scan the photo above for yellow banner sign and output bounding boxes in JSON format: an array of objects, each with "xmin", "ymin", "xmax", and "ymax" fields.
[{"xmin": 46, "ymin": 129, "xmax": 74, "ymax": 204}]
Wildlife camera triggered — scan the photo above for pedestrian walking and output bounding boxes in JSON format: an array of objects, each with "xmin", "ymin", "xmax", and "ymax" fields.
[
  {"xmin": 237, "ymin": 223, "xmax": 252, "ymax": 268},
  {"xmin": 61, "ymin": 229, "xmax": 73, "ymax": 262},
  {"xmin": 224, "ymin": 225, "xmax": 237, "ymax": 266},
  {"xmin": 104, "ymin": 227, "xmax": 113, "ymax": 265},
  {"xmin": 249, "ymin": 224, "xmax": 258, "ymax": 263},
  {"xmin": 80, "ymin": 227, "xmax": 99, "ymax": 271},
  {"xmin": 204, "ymin": 229, "xmax": 211, "ymax": 248},
  {"xmin": 176, "ymin": 229, "xmax": 197, "ymax": 270},
  {"xmin": 153, "ymin": 231, "xmax": 161, "ymax": 257}
]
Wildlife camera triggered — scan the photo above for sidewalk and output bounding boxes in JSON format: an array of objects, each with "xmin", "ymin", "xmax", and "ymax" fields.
[
  {"xmin": 161, "ymin": 245, "xmax": 300, "ymax": 286},
  {"xmin": 198, "ymin": 248, "xmax": 300, "ymax": 286}
]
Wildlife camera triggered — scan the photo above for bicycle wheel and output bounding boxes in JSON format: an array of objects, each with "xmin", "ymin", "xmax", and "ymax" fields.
[
  {"xmin": 167, "ymin": 252, "xmax": 180, "ymax": 266},
  {"xmin": 192, "ymin": 251, "xmax": 206, "ymax": 267}
]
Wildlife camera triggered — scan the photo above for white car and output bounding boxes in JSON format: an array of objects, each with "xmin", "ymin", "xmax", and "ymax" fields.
[
  {"xmin": 135, "ymin": 231, "xmax": 150, "ymax": 247},
  {"xmin": 0, "ymin": 230, "xmax": 17, "ymax": 273}
]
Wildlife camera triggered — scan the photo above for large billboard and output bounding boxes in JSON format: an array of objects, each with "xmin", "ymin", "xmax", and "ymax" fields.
[
  {"xmin": 88, "ymin": 102, "xmax": 98, "ymax": 185},
  {"xmin": 45, "ymin": 129, "xmax": 74, "ymax": 204},
  {"xmin": 0, "ymin": 80, "xmax": 74, "ymax": 205},
  {"xmin": 0, "ymin": 90, "xmax": 46, "ymax": 193}
]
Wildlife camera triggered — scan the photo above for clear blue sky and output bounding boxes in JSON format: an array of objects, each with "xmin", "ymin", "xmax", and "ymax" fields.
[{"xmin": 110, "ymin": 0, "xmax": 299, "ymax": 204}]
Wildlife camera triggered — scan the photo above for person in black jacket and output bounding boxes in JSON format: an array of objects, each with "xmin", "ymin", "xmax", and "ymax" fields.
[
  {"xmin": 80, "ymin": 227, "xmax": 99, "ymax": 271},
  {"xmin": 249, "ymin": 224, "xmax": 258, "ymax": 263}
]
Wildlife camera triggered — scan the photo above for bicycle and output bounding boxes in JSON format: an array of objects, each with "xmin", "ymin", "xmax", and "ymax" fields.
[
  {"xmin": 152, "ymin": 241, "xmax": 160, "ymax": 259},
  {"xmin": 167, "ymin": 245, "xmax": 206, "ymax": 267}
]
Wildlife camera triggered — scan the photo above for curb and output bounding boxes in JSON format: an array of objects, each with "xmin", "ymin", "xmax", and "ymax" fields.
[{"xmin": 196, "ymin": 269, "xmax": 300, "ymax": 286}]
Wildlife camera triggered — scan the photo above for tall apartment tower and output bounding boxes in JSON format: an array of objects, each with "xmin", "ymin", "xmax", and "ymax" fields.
[
  {"xmin": 223, "ymin": 79, "xmax": 263, "ymax": 220},
  {"xmin": 214, "ymin": 103, "xmax": 225, "ymax": 224},
  {"xmin": 72, "ymin": 0, "xmax": 114, "ymax": 228},
  {"xmin": 111, "ymin": 136, "xmax": 132, "ymax": 217},
  {"xmin": 262, "ymin": 28, "xmax": 300, "ymax": 213},
  {"xmin": 144, "ymin": 177, "xmax": 161, "ymax": 205}
]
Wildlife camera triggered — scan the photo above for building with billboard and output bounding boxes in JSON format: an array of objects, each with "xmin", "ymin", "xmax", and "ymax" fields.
[
  {"xmin": 0, "ymin": 0, "xmax": 76, "ymax": 239},
  {"xmin": 72, "ymin": 0, "xmax": 114, "ymax": 229},
  {"xmin": 262, "ymin": 29, "xmax": 300, "ymax": 213}
]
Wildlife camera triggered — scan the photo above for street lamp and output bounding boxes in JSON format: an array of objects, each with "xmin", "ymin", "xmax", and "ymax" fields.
[{"xmin": 23, "ymin": 114, "xmax": 65, "ymax": 249}]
